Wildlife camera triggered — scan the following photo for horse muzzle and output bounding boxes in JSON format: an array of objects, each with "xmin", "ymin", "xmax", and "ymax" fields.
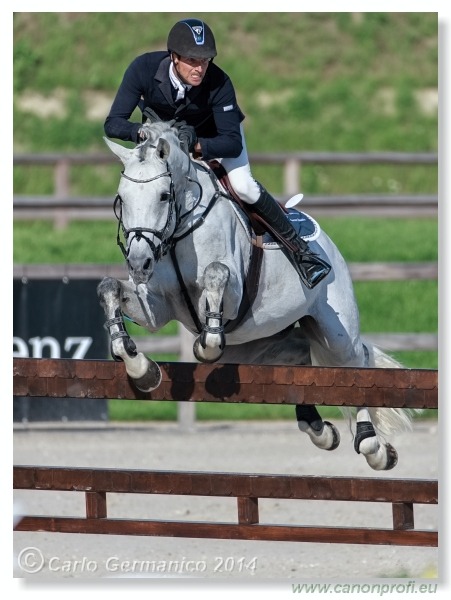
[{"xmin": 127, "ymin": 255, "xmax": 155, "ymax": 285}]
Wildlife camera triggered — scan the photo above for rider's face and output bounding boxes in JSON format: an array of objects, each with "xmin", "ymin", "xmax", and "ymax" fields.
[{"xmin": 173, "ymin": 55, "xmax": 211, "ymax": 86}]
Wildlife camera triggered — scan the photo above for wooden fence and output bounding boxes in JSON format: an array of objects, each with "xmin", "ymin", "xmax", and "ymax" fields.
[
  {"xmin": 13, "ymin": 357, "xmax": 438, "ymax": 546},
  {"xmin": 14, "ymin": 465, "xmax": 437, "ymax": 546},
  {"xmin": 13, "ymin": 151, "xmax": 438, "ymax": 226},
  {"xmin": 13, "ymin": 357, "xmax": 438, "ymax": 408}
]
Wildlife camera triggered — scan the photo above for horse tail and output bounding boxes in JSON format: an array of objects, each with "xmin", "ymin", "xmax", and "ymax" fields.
[{"xmin": 363, "ymin": 340, "xmax": 421, "ymax": 435}]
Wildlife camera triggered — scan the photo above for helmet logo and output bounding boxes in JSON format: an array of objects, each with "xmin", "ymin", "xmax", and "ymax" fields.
[
  {"xmin": 182, "ymin": 19, "xmax": 205, "ymax": 45},
  {"xmin": 192, "ymin": 26, "xmax": 204, "ymax": 42}
]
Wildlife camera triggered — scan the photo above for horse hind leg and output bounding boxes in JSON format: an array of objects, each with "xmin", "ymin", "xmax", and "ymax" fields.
[
  {"xmin": 354, "ymin": 408, "xmax": 398, "ymax": 470},
  {"xmin": 300, "ymin": 317, "xmax": 399, "ymax": 469},
  {"xmin": 351, "ymin": 342, "xmax": 404, "ymax": 470},
  {"xmin": 296, "ymin": 400, "xmax": 397, "ymax": 467},
  {"xmin": 97, "ymin": 277, "xmax": 161, "ymax": 392},
  {"xmin": 193, "ymin": 262, "xmax": 229, "ymax": 363},
  {"xmin": 296, "ymin": 405, "xmax": 340, "ymax": 451}
]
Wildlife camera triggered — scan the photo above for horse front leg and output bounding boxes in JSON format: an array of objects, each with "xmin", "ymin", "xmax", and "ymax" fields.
[
  {"xmin": 193, "ymin": 261, "xmax": 229, "ymax": 363},
  {"xmin": 97, "ymin": 277, "xmax": 161, "ymax": 392}
]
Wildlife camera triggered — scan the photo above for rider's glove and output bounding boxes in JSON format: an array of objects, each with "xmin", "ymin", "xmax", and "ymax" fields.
[{"xmin": 178, "ymin": 124, "xmax": 197, "ymax": 153}]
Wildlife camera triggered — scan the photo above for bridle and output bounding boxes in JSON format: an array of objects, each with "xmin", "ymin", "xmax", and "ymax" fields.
[{"xmin": 114, "ymin": 167, "xmax": 177, "ymax": 263}]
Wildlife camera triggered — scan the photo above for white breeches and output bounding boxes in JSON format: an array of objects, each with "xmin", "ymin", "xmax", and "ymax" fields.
[{"xmin": 217, "ymin": 125, "xmax": 261, "ymax": 204}]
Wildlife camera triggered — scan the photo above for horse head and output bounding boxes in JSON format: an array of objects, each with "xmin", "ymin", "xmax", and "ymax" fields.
[{"xmin": 104, "ymin": 123, "xmax": 189, "ymax": 285}]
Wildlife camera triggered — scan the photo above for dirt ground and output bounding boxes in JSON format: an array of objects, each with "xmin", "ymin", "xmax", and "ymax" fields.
[{"xmin": 13, "ymin": 418, "xmax": 439, "ymax": 588}]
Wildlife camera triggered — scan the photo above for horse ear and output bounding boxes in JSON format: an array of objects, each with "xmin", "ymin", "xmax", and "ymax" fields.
[
  {"xmin": 103, "ymin": 136, "xmax": 133, "ymax": 165},
  {"xmin": 156, "ymin": 138, "xmax": 170, "ymax": 161}
]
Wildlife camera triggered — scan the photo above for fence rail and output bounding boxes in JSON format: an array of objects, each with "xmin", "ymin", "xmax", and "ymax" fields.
[
  {"xmin": 13, "ymin": 357, "xmax": 438, "ymax": 408},
  {"xmin": 13, "ymin": 262, "xmax": 438, "ymax": 281},
  {"xmin": 13, "ymin": 194, "xmax": 438, "ymax": 221},
  {"xmin": 14, "ymin": 151, "xmax": 438, "ymax": 225},
  {"xmin": 14, "ymin": 465, "xmax": 437, "ymax": 546}
]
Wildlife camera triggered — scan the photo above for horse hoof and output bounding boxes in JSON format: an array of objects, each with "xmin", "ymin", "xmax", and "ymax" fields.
[
  {"xmin": 383, "ymin": 443, "xmax": 398, "ymax": 470},
  {"xmin": 193, "ymin": 338, "xmax": 223, "ymax": 363},
  {"xmin": 364, "ymin": 442, "xmax": 398, "ymax": 471},
  {"xmin": 323, "ymin": 421, "xmax": 340, "ymax": 451},
  {"xmin": 297, "ymin": 419, "xmax": 340, "ymax": 451},
  {"xmin": 130, "ymin": 360, "xmax": 162, "ymax": 392},
  {"xmin": 123, "ymin": 352, "xmax": 161, "ymax": 391}
]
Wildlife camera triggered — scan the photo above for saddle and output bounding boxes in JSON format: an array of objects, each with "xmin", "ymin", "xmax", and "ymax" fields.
[{"xmin": 207, "ymin": 160, "xmax": 319, "ymax": 246}]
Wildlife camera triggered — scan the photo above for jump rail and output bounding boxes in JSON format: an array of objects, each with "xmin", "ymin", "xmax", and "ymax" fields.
[
  {"xmin": 14, "ymin": 466, "xmax": 437, "ymax": 547},
  {"xmin": 13, "ymin": 358, "xmax": 438, "ymax": 547},
  {"xmin": 13, "ymin": 358, "xmax": 438, "ymax": 409}
]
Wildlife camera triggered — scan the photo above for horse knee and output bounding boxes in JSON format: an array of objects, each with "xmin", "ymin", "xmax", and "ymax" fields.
[
  {"xmin": 203, "ymin": 262, "xmax": 230, "ymax": 293},
  {"xmin": 202, "ymin": 262, "xmax": 230, "ymax": 316},
  {"xmin": 193, "ymin": 263, "xmax": 229, "ymax": 364},
  {"xmin": 97, "ymin": 277, "xmax": 121, "ymax": 308}
]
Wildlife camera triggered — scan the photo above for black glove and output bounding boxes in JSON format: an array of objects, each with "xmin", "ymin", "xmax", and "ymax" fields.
[{"xmin": 177, "ymin": 124, "xmax": 197, "ymax": 153}]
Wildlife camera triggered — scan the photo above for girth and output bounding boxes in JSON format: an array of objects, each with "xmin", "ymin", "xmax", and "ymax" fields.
[{"xmin": 223, "ymin": 237, "xmax": 263, "ymax": 334}]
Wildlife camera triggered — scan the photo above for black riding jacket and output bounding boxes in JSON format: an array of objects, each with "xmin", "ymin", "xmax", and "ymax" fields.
[{"xmin": 104, "ymin": 51, "xmax": 245, "ymax": 161}]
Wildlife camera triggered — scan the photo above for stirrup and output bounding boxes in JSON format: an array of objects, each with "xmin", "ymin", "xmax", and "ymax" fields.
[{"xmin": 292, "ymin": 253, "xmax": 331, "ymax": 289}]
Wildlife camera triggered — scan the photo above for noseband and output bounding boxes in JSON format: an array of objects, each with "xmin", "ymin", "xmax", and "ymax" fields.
[{"xmin": 114, "ymin": 168, "xmax": 177, "ymax": 263}]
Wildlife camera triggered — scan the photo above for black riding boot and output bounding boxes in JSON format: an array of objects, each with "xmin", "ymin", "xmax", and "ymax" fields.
[{"xmin": 252, "ymin": 187, "xmax": 331, "ymax": 289}]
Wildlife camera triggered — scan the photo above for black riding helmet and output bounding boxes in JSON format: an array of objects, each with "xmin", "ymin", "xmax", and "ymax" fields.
[{"xmin": 167, "ymin": 18, "xmax": 217, "ymax": 59}]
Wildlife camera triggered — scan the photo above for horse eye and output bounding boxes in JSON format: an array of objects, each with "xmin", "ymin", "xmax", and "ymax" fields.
[{"xmin": 160, "ymin": 192, "xmax": 171, "ymax": 202}]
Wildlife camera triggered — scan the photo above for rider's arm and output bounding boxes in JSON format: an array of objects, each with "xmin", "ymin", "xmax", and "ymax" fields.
[
  {"xmin": 196, "ymin": 73, "xmax": 244, "ymax": 161},
  {"xmin": 197, "ymin": 109, "xmax": 243, "ymax": 161},
  {"xmin": 104, "ymin": 56, "xmax": 147, "ymax": 143}
]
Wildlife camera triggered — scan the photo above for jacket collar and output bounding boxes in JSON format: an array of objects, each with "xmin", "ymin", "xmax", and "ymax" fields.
[
  {"xmin": 155, "ymin": 56, "xmax": 176, "ymax": 106},
  {"xmin": 155, "ymin": 55, "xmax": 205, "ymax": 113}
]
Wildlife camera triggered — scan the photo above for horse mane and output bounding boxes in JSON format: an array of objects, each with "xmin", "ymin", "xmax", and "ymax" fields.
[{"xmin": 138, "ymin": 121, "xmax": 181, "ymax": 162}]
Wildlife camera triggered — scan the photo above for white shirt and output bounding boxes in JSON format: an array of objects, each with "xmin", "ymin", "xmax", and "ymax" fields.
[{"xmin": 169, "ymin": 63, "xmax": 192, "ymax": 102}]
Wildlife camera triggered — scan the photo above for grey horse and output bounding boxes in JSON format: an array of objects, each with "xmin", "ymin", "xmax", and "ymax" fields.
[{"xmin": 98, "ymin": 121, "xmax": 415, "ymax": 471}]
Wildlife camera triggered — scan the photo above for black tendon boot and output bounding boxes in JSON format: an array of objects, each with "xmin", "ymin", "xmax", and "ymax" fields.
[{"xmin": 252, "ymin": 187, "xmax": 331, "ymax": 289}]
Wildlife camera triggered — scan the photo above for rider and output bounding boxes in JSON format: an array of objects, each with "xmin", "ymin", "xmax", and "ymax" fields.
[{"xmin": 104, "ymin": 18, "xmax": 331, "ymax": 289}]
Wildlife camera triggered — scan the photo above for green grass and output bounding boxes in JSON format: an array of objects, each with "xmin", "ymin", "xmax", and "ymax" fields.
[
  {"xmin": 13, "ymin": 217, "xmax": 438, "ymax": 264},
  {"xmin": 355, "ymin": 281, "xmax": 437, "ymax": 332},
  {"xmin": 108, "ymin": 395, "xmax": 437, "ymax": 422}
]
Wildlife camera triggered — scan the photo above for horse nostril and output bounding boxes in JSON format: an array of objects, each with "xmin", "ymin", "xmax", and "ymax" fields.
[{"xmin": 143, "ymin": 259, "xmax": 152, "ymax": 271}]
